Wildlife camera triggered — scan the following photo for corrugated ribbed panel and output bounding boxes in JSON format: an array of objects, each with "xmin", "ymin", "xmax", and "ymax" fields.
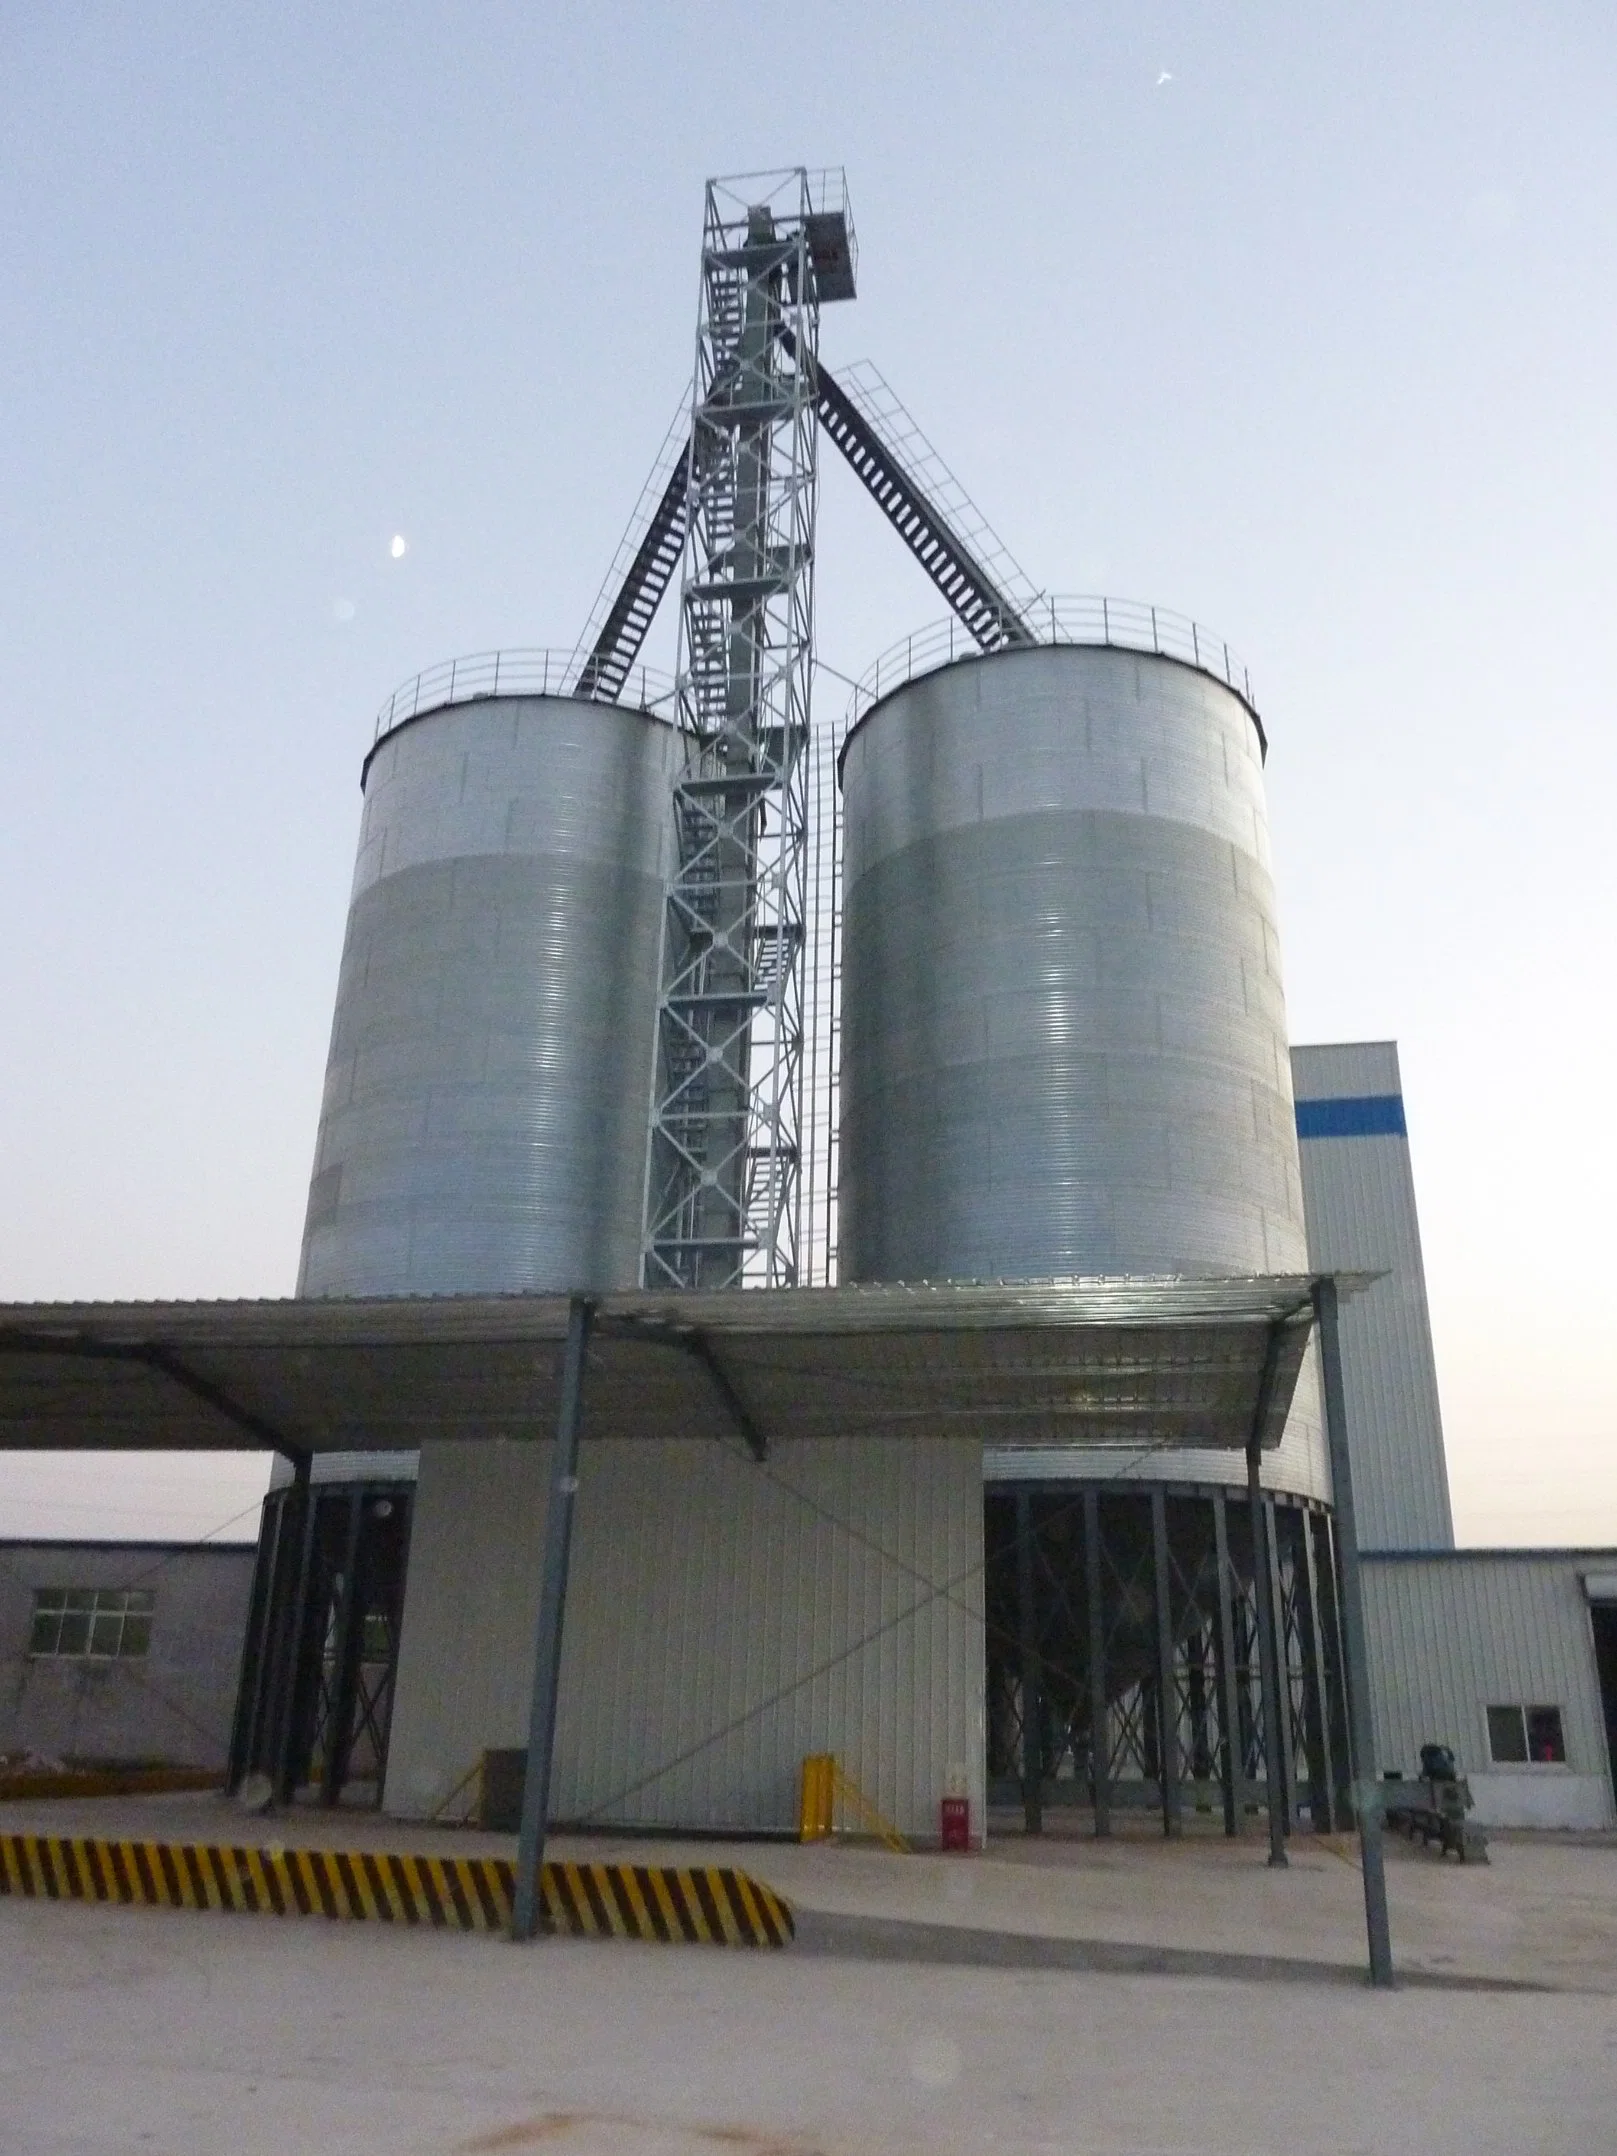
[
  {"xmin": 385, "ymin": 1435, "xmax": 985, "ymax": 1838},
  {"xmin": 842, "ymin": 644, "xmax": 1324, "ymax": 1498},
  {"xmin": 1291, "ymin": 1039, "xmax": 1401, "ymax": 1100},
  {"xmin": 1361, "ymin": 1555, "xmax": 1615, "ymax": 1825},
  {"xmin": 299, "ymin": 696, "xmax": 678, "ymax": 1297},
  {"xmin": 1292, "ymin": 1043, "xmax": 1453, "ymax": 1547}
]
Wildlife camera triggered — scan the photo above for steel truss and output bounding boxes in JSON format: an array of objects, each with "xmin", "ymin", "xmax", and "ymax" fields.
[
  {"xmin": 642, "ymin": 171, "xmax": 850, "ymax": 1289},
  {"xmin": 985, "ymin": 1483, "xmax": 1351, "ymax": 1837},
  {"xmin": 566, "ymin": 169, "xmax": 1036, "ymax": 1288}
]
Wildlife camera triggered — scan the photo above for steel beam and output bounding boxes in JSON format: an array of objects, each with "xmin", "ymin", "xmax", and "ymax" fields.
[
  {"xmin": 1264, "ymin": 1493, "xmax": 1297, "ymax": 1832},
  {"xmin": 1313, "ymin": 1277, "xmax": 1395, "ymax": 1987},
  {"xmin": 319, "ymin": 1489, "xmax": 365, "ymax": 1807},
  {"xmin": 1084, "ymin": 1486, "xmax": 1110, "ymax": 1837},
  {"xmin": 1015, "ymin": 1489, "xmax": 1043, "ymax": 1834},
  {"xmin": 1151, "ymin": 1488, "xmax": 1180, "ymax": 1837},
  {"xmin": 512, "ymin": 1296, "xmax": 594, "ymax": 1942},
  {"xmin": 1212, "ymin": 1491, "xmax": 1245, "ymax": 1836},
  {"xmin": 1297, "ymin": 1505, "xmax": 1337, "ymax": 1832},
  {"xmin": 226, "ymin": 1477, "xmax": 286, "ymax": 1790},
  {"xmin": 1246, "ymin": 1322, "xmax": 1289, "ymax": 1868},
  {"xmin": 271, "ymin": 1453, "xmax": 316, "ymax": 1805}
]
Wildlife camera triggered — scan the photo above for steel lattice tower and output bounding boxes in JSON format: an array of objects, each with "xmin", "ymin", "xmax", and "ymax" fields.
[{"xmin": 641, "ymin": 171, "xmax": 855, "ymax": 1289}]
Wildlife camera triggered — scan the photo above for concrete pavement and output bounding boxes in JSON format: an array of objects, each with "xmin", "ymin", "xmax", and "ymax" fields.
[
  {"xmin": 4, "ymin": 1791, "xmax": 1615, "ymax": 1993},
  {"xmin": 4, "ymin": 1888, "xmax": 1616, "ymax": 2156}
]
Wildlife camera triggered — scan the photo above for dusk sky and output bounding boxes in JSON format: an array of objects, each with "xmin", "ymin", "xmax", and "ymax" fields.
[{"xmin": 2, "ymin": 3, "xmax": 1613, "ymax": 1544}]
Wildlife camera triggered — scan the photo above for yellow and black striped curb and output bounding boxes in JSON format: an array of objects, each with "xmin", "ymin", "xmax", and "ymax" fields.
[{"xmin": 0, "ymin": 1834, "xmax": 793, "ymax": 1946}]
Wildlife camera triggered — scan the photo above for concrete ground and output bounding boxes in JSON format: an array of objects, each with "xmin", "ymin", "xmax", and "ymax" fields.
[
  {"xmin": 5, "ymin": 1889, "xmax": 1617, "ymax": 2156},
  {"xmin": 5, "ymin": 1794, "xmax": 1617, "ymax": 2152},
  {"xmin": 6, "ymin": 1790, "xmax": 1617, "ymax": 1992}
]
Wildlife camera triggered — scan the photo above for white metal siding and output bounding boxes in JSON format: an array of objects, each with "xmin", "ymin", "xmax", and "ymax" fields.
[
  {"xmin": 1362, "ymin": 1554, "xmax": 1616, "ymax": 1829},
  {"xmin": 1291, "ymin": 1041, "xmax": 1454, "ymax": 1547},
  {"xmin": 385, "ymin": 1435, "xmax": 985, "ymax": 1841}
]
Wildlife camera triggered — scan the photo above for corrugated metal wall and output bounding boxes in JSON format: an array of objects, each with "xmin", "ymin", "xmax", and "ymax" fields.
[
  {"xmin": 384, "ymin": 1435, "xmax": 985, "ymax": 1840},
  {"xmin": 1292, "ymin": 1040, "xmax": 1454, "ymax": 1547},
  {"xmin": 1362, "ymin": 1553, "xmax": 1616, "ymax": 1828}
]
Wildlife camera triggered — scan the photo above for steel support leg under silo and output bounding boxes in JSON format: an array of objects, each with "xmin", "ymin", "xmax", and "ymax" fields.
[
  {"xmin": 1264, "ymin": 1494, "xmax": 1298, "ymax": 1831},
  {"xmin": 1015, "ymin": 1490, "xmax": 1043, "ymax": 1835},
  {"xmin": 512, "ymin": 1296, "xmax": 594, "ymax": 1942},
  {"xmin": 1295, "ymin": 1504, "xmax": 1338, "ymax": 1831},
  {"xmin": 1246, "ymin": 1323, "xmax": 1289, "ymax": 1869},
  {"xmin": 1084, "ymin": 1488, "xmax": 1110, "ymax": 1836},
  {"xmin": 1150, "ymin": 1489, "xmax": 1181, "ymax": 1837},
  {"xmin": 1313, "ymin": 1276, "xmax": 1395, "ymax": 1987},
  {"xmin": 1212, "ymin": 1493, "xmax": 1246, "ymax": 1836},
  {"xmin": 271, "ymin": 1452, "xmax": 316, "ymax": 1806}
]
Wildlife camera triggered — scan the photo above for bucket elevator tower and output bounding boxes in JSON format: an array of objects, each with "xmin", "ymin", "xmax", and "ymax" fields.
[
  {"xmin": 642, "ymin": 173, "xmax": 853, "ymax": 1288},
  {"xmin": 562, "ymin": 168, "xmax": 1035, "ymax": 1291}
]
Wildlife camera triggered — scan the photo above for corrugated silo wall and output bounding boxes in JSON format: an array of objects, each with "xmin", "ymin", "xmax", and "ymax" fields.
[
  {"xmin": 839, "ymin": 643, "xmax": 1328, "ymax": 1500},
  {"xmin": 383, "ymin": 1436, "xmax": 985, "ymax": 1839},
  {"xmin": 309, "ymin": 692, "xmax": 986, "ymax": 1837},
  {"xmin": 299, "ymin": 694, "xmax": 679, "ymax": 1295}
]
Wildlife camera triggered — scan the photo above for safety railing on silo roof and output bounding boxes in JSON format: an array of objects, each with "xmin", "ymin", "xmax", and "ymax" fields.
[
  {"xmin": 372, "ymin": 648, "xmax": 678, "ymax": 744},
  {"xmin": 844, "ymin": 597, "xmax": 1259, "ymax": 731}
]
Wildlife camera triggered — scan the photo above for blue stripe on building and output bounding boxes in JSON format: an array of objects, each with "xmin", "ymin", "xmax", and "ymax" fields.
[{"xmin": 1295, "ymin": 1094, "xmax": 1407, "ymax": 1140}]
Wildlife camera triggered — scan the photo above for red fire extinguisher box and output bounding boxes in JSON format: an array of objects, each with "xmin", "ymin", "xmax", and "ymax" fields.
[{"xmin": 939, "ymin": 1795, "xmax": 971, "ymax": 1851}]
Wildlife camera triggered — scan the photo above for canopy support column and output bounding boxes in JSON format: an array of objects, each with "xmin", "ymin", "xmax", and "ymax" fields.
[
  {"xmin": 512, "ymin": 1295, "xmax": 594, "ymax": 1942},
  {"xmin": 1313, "ymin": 1276, "xmax": 1395, "ymax": 1987}
]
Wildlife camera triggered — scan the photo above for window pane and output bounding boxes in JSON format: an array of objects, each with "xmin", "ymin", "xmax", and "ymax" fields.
[
  {"xmin": 35, "ymin": 1588, "xmax": 68, "ymax": 1615},
  {"xmin": 56, "ymin": 1612, "xmax": 91, "ymax": 1655},
  {"xmin": 1487, "ymin": 1705, "xmax": 1528, "ymax": 1763},
  {"xmin": 28, "ymin": 1610, "xmax": 61, "ymax": 1655},
  {"xmin": 63, "ymin": 1589, "xmax": 95, "ymax": 1612},
  {"xmin": 87, "ymin": 1612, "xmax": 122, "ymax": 1657},
  {"xmin": 119, "ymin": 1615, "xmax": 152, "ymax": 1657},
  {"xmin": 1526, "ymin": 1706, "xmax": 1566, "ymax": 1763},
  {"xmin": 126, "ymin": 1590, "xmax": 155, "ymax": 1615}
]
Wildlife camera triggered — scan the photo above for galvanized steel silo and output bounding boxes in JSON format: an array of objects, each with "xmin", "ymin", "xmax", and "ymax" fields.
[
  {"xmin": 298, "ymin": 685, "xmax": 678, "ymax": 1297},
  {"xmin": 839, "ymin": 637, "xmax": 1307, "ymax": 1287}
]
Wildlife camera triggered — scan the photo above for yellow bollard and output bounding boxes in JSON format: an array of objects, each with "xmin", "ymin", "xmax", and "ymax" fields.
[{"xmin": 798, "ymin": 1753, "xmax": 835, "ymax": 1841}]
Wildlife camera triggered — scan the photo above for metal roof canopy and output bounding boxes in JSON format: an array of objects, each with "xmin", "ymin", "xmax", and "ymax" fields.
[
  {"xmin": 0, "ymin": 1276, "xmax": 1361, "ymax": 1465},
  {"xmin": 0, "ymin": 1270, "xmax": 1396, "ymax": 1985}
]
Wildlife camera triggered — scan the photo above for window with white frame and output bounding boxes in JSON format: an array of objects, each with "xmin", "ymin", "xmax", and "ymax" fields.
[
  {"xmin": 27, "ymin": 1588, "xmax": 154, "ymax": 1660},
  {"xmin": 1485, "ymin": 1703, "xmax": 1566, "ymax": 1765}
]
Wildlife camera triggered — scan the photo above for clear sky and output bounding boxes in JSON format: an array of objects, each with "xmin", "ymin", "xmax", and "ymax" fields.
[{"xmin": 2, "ymin": 2, "xmax": 1613, "ymax": 1545}]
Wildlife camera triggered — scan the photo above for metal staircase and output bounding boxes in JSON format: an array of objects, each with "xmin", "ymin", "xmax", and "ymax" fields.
[{"xmin": 810, "ymin": 357, "xmax": 1037, "ymax": 652}]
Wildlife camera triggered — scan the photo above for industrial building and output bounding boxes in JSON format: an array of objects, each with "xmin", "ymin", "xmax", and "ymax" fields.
[
  {"xmin": 1, "ymin": 169, "xmax": 1612, "ymax": 1923},
  {"xmin": 1294, "ymin": 1041, "xmax": 1617, "ymax": 1828},
  {"xmin": 0, "ymin": 1539, "xmax": 254, "ymax": 1772}
]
